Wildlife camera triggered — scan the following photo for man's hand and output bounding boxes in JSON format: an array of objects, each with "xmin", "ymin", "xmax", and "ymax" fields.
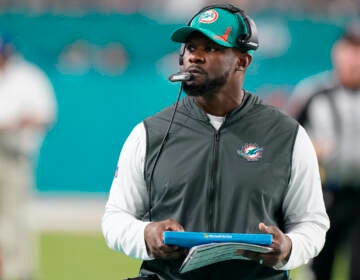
[
  {"xmin": 144, "ymin": 219, "xmax": 187, "ymax": 259},
  {"xmin": 239, "ymin": 222, "xmax": 292, "ymax": 267}
]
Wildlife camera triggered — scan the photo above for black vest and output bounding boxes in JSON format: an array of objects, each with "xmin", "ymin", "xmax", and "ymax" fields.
[{"xmin": 141, "ymin": 93, "xmax": 298, "ymax": 279}]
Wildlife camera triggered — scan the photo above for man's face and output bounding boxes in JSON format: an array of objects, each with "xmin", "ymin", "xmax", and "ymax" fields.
[
  {"xmin": 0, "ymin": 45, "xmax": 12, "ymax": 69},
  {"xmin": 181, "ymin": 32, "xmax": 239, "ymax": 97},
  {"xmin": 333, "ymin": 40, "xmax": 360, "ymax": 90}
]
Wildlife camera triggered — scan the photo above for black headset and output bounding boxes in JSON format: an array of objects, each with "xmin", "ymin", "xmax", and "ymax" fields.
[{"xmin": 179, "ymin": 3, "xmax": 259, "ymax": 65}]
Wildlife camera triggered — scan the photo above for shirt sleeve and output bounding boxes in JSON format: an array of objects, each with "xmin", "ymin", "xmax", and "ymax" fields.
[
  {"xmin": 275, "ymin": 125, "xmax": 330, "ymax": 270},
  {"xmin": 102, "ymin": 122, "xmax": 153, "ymax": 260}
]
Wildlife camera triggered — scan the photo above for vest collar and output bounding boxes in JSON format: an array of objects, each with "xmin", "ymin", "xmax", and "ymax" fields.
[{"xmin": 178, "ymin": 92, "xmax": 263, "ymax": 124}]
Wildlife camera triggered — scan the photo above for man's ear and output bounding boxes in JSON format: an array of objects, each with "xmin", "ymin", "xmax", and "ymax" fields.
[{"xmin": 236, "ymin": 53, "xmax": 252, "ymax": 71}]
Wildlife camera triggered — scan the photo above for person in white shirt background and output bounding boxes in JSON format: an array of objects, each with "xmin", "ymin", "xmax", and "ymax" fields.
[
  {"xmin": 287, "ymin": 21, "xmax": 360, "ymax": 280},
  {"xmin": 0, "ymin": 34, "xmax": 57, "ymax": 280}
]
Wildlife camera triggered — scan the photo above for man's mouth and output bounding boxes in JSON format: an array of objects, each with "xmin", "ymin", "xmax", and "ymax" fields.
[
  {"xmin": 186, "ymin": 67, "xmax": 206, "ymax": 81},
  {"xmin": 186, "ymin": 66, "xmax": 206, "ymax": 75}
]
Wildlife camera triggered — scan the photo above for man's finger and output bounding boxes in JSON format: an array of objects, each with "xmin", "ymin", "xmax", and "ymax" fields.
[
  {"xmin": 259, "ymin": 222, "xmax": 271, "ymax": 233},
  {"xmin": 259, "ymin": 222, "xmax": 281, "ymax": 237}
]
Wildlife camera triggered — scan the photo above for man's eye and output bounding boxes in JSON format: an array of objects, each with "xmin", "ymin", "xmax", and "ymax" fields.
[
  {"xmin": 186, "ymin": 45, "xmax": 195, "ymax": 52},
  {"xmin": 206, "ymin": 46, "xmax": 218, "ymax": 52}
]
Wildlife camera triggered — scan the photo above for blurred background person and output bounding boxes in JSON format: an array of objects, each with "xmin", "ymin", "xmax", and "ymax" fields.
[
  {"xmin": 0, "ymin": 34, "xmax": 57, "ymax": 280},
  {"xmin": 287, "ymin": 22, "xmax": 360, "ymax": 280}
]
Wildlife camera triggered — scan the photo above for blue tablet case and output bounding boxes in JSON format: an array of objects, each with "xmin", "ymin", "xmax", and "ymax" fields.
[{"xmin": 163, "ymin": 231, "xmax": 272, "ymax": 248}]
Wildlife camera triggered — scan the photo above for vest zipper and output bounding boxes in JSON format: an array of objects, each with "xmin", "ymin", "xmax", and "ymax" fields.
[{"xmin": 208, "ymin": 130, "xmax": 220, "ymax": 231}]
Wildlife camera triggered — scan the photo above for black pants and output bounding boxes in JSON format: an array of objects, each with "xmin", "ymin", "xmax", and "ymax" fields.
[{"xmin": 312, "ymin": 188, "xmax": 360, "ymax": 280}]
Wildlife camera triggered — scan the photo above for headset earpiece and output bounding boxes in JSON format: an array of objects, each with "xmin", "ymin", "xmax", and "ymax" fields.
[
  {"xmin": 177, "ymin": 3, "xmax": 259, "ymax": 65},
  {"xmin": 236, "ymin": 11, "xmax": 259, "ymax": 51}
]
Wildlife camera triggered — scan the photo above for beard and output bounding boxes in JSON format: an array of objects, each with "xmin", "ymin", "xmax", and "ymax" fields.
[{"xmin": 183, "ymin": 70, "xmax": 230, "ymax": 97}]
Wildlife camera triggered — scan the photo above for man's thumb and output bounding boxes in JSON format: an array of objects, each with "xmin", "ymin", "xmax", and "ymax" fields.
[{"xmin": 259, "ymin": 222, "xmax": 270, "ymax": 233}]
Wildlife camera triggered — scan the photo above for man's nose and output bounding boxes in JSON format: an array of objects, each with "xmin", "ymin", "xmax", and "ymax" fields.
[{"xmin": 188, "ymin": 50, "xmax": 206, "ymax": 64}]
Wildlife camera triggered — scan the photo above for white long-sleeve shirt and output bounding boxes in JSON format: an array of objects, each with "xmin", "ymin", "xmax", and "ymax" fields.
[{"xmin": 102, "ymin": 115, "xmax": 329, "ymax": 271}]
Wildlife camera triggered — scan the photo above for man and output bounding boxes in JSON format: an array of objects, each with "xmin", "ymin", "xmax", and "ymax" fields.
[
  {"xmin": 0, "ymin": 35, "xmax": 57, "ymax": 280},
  {"xmin": 102, "ymin": 4, "xmax": 329, "ymax": 279},
  {"xmin": 288, "ymin": 22, "xmax": 360, "ymax": 280}
]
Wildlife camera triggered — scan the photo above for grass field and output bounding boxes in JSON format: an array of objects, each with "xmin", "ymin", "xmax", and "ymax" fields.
[
  {"xmin": 38, "ymin": 232, "xmax": 140, "ymax": 280},
  {"xmin": 37, "ymin": 232, "xmax": 349, "ymax": 280}
]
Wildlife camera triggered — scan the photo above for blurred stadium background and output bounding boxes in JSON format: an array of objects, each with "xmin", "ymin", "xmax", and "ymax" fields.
[{"xmin": 1, "ymin": 0, "xmax": 358, "ymax": 279}]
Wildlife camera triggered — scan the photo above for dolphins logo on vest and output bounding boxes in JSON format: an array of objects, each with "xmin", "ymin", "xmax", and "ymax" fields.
[{"xmin": 237, "ymin": 143, "xmax": 263, "ymax": 161}]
